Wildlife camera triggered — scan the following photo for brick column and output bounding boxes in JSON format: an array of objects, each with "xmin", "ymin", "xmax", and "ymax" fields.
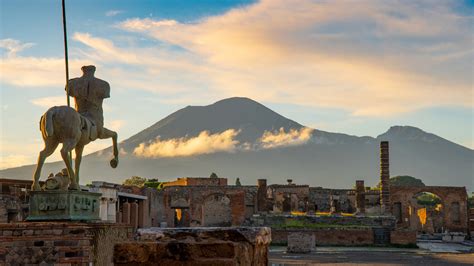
[
  {"xmin": 380, "ymin": 141, "xmax": 391, "ymax": 214},
  {"xmin": 355, "ymin": 180, "xmax": 365, "ymax": 214},
  {"xmin": 138, "ymin": 200, "xmax": 148, "ymax": 228},
  {"xmin": 130, "ymin": 202, "xmax": 139, "ymax": 229},
  {"xmin": 257, "ymin": 179, "xmax": 267, "ymax": 212},
  {"xmin": 122, "ymin": 202, "xmax": 131, "ymax": 225}
]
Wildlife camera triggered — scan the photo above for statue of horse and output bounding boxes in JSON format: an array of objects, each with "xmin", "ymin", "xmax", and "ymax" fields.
[
  {"xmin": 31, "ymin": 65, "xmax": 118, "ymax": 191},
  {"xmin": 31, "ymin": 105, "xmax": 118, "ymax": 191}
]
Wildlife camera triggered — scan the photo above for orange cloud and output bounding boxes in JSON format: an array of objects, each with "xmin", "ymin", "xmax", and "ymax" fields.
[
  {"xmin": 133, "ymin": 129, "xmax": 240, "ymax": 158},
  {"xmin": 259, "ymin": 127, "xmax": 313, "ymax": 149}
]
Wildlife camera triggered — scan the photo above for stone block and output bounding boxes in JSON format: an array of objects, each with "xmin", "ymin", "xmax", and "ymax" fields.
[
  {"xmin": 115, "ymin": 227, "xmax": 271, "ymax": 265},
  {"xmin": 287, "ymin": 232, "xmax": 315, "ymax": 253},
  {"xmin": 27, "ymin": 190, "xmax": 101, "ymax": 221}
]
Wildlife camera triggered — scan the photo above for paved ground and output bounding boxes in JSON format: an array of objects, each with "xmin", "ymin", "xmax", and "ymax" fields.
[{"xmin": 268, "ymin": 245, "xmax": 474, "ymax": 265}]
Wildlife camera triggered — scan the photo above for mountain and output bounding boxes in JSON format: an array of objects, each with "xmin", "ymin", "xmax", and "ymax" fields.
[{"xmin": 1, "ymin": 97, "xmax": 473, "ymax": 191}]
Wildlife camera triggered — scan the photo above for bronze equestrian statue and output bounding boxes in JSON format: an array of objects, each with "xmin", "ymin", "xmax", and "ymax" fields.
[{"xmin": 31, "ymin": 65, "xmax": 118, "ymax": 191}]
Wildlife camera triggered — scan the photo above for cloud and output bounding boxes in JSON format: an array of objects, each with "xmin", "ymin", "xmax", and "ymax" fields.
[
  {"xmin": 0, "ymin": 154, "xmax": 32, "ymax": 169},
  {"xmin": 259, "ymin": 127, "xmax": 314, "ymax": 149},
  {"xmin": 0, "ymin": 38, "xmax": 35, "ymax": 57},
  {"xmin": 134, "ymin": 129, "xmax": 240, "ymax": 158},
  {"xmin": 108, "ymin": 119, "xmax": 125, "ymax": 131},
  {"xmin": 117, "ymin": 0, "xmax": 473, "ymax": 116},
  {"xmin": 105, "ymin": 10, "xmax": 123, "ymax": 17},
  {"xmin": 0, "ymin": 38, "xmax": 89, "ymax": 88},
  {"xmin": 30, "ymin": 96, "xmax": 67, "ymax": 108}
]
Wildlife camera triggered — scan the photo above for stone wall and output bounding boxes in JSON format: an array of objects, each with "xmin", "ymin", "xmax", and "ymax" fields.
[
  {"xmin": 390, "ymin": 230, "xmax": 417, "ymax": 246},
  {"xmin": 114, "ymin": 227, "xmax": 271, "ymax": 265},
  {"xmin": 160, "ymin": 186, "xmax": 247, "ymax": 227},
  {"xmin": 390, "ymin": 186, "xmax": 468, "ymax": 233},
  {"xmin": 0, "ymin": 222, "xmax": 133, "ymax": 265},
  {"xmin": 272, "ymin": 228, "xmax": 374, "ymax": 246}
]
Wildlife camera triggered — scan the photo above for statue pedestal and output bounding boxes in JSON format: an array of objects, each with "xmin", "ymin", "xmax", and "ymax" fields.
[{"xmin": 27, "ymin": 190, "xmax": 101, "ymax": 221}]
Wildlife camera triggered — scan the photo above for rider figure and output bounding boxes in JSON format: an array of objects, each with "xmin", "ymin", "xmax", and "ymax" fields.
[{"xmin": 66, "ymin": 65, "xmax": 110, "ymax": 140}]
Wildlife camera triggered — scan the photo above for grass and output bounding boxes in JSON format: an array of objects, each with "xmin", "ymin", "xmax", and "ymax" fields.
[{"xmin": 272, "ymin": 219, "xmax": 370, "ymax": 229}]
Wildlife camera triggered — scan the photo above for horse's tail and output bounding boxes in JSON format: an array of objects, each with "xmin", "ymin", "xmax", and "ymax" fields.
[{"xmin": 40, "ymin": 108, "xmax": 55, "ymax": 138}]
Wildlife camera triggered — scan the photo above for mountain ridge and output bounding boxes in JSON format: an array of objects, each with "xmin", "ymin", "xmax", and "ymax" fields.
[{"xmin": 1, "ymin": 97, "xmax": 472, "ymax": 191}]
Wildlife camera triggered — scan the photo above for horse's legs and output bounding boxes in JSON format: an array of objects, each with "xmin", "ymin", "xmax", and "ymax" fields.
[
  {"xmin": 74, "ymin": 144, "xmax": 84, "ymax": 186},
  {"xmin": 31, "ymin": 138, "xmax": 59, "ymax": 191},
  {"xmin": 61, "ymin": 139, "xmax": 79, "ymax": 190},
  {"xmin": 100, "ymin": 127, "xmax": 119, "ymax": 168}
]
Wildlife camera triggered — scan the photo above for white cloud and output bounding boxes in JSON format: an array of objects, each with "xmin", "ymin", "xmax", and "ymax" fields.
[
  {"xmin": 0, "ymin": 154, "xmax": 32, "ymax": 169},
  {"xmin": 117, "ymin": 0, "xmax": 472, "ymax": 116},
  {"xmin": 30, "ymin": 96, "xmax": 67, "ymax": 108},
  {"xmin": 105, "ymin": 10, "xmax": 123, "ymax": 17},
  {"xmin": 108, "ymin": 119, "xmax": 125, "ymax": 131},
  {"xmin": 259, "ymin": 127, "xmax": 314, "ymax": 149},
  {"xmin": 134, "ymin": 129, "xmax": 240, "ymax": 158},
  {"xmin": 0, "ymin": 39, "xmax": 35, "ymax": 57}
]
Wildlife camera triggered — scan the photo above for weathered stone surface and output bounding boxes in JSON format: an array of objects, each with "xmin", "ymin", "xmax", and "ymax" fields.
[
  {"xmin": 114, "ymin": 227, "xmax": 271, "ymax": 265},
  {"xmin": 0, "ymin": 222, "xmax": 133, "ymax": 265},
  {"xmin": 27, "ymin": 190, "xmax": 101, "ymax": 221},
  {"xmin": 287, "ymin": 232, "xmax": 315, "ymax": 253},
  {"xmin": 390, "ymin": 230, "xmax": 416, "ymax": 245}
]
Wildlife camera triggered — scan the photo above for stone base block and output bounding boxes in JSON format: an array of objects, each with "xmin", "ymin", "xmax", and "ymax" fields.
[
  {"xmin": 287, "ymin": 232, "xmax": 315, "ymax": 253},
  {"xmin": 114, "ymin": 227, "xmax": 271, "ymax": 265},
  {"xmin": 27, "ymin": 190, "xmax": 101, "ymax": 221},
  {"xmin": 390, "ymin": 230, "xmax": 417, "ymax": 245}
]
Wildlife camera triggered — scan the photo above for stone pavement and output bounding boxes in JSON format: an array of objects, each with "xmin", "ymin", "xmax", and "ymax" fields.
[{"xmin": 268, "ymin": 243, "xmax": 474, "ymax": 266}]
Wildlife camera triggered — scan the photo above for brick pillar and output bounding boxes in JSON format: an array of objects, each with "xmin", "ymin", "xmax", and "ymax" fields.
[
  {"xmin": 130, "ymin": 202, "xmax": 139, "ymax": 229},
  {"xmin": 257, "ymin": 179, "xmax": 267, "ymax": 212},
  {"xmin": 122, "ymin": 202, "xmax": 131, "ymax": 225},
  {"xmin": 380, "ymin": 141, "xmax": 391, "ymax": 214},
  {"xmin": 355, "ymin": 180, "xmax": 365, "ymax": 214},
  {"xmin": 138, "ymin": 200, "xmax": 148, "ymax": 228}
]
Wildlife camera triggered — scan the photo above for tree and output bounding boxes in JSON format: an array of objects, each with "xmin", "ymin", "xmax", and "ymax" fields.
[
  {"xmin": 122, "ymin": 176, "xmax": 146, "ymax": 187},
  {"xmin": 210, "ymin": 172, "xmax": 218, "ymax": 178},
  {"xmin": 377, "ymin": 175, "xmax": 425, "ymax": 188}
]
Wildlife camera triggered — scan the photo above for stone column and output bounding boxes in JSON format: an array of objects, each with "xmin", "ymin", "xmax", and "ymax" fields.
[
  {"xmin": 108, "ymin": 199, "xmax": 117, "ymax": 222},
  {"xmin": 130, "ymin": 202, "xmax": 139, "ymax": 229},
  {"xmin": 138, "ymin": 200, "xmax": 148, "ymax": 228},
  {"xmin": 122, "ymin": 202, "xmax": 131, "ymax": 225},
  {"xmin": 355, "ymin": 180, "xmax": 365, "ymax": 214},
  {"xmin": 380, "ymin": 141, "xmax": 390, "ymax": 214},
  {"xmin": 257, "ymin": 179, "xmax": 267, "ymax": 212},
  {"xmin": 99, "ymin": 198, "xmax": 108, "ymax": 221}
]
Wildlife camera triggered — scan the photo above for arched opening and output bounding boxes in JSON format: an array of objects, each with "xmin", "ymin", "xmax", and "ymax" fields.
[{"xmin": 411, "ymin": 192, "xmax": 444, "ymax": 233}]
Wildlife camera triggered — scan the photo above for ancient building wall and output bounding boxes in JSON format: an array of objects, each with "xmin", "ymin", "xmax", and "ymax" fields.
[
  {"xmin": 0, "ymin": 222, "xmax": 133, "ymax": 265},
  {"xmin": 271, "ymin": 228, "xmax": 374, "ymax": 246},
  {"xmin": 308, "ymin": 188, "xmax": 353, "ymax": 213},
  {"xmin": 390, "ymin": 186, "xmax": 468, "ymax": 232},
  {"xmin": 269, "ymin": 185, "xmax": 309, "ymax": 213},
  {"xmin": 160, "ymin": 186, "xmax": 247, "ymax": 227}
]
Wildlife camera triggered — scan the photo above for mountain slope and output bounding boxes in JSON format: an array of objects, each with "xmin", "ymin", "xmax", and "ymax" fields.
[{"xmin": 1, "ymin": 98, "xmax": 472, "ymax": 190}]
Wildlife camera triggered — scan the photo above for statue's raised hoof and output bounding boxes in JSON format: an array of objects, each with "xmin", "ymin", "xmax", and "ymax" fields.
[
  {"xmin": 110, "ymin": 158, "xmax": 118, "ymax": 168},
  {"xmin": 68, "ymin": 182, "xmax": 80, "ymax": 191}
]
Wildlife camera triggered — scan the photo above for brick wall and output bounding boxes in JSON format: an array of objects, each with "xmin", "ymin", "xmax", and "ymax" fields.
[
  {"xmin": 272, "ymin": 228, "xmax": 374, "ymax": 246},
  {"xmin": 0, "ymin": 222, "xmax": 133, "ymax": 265},
  {"xmin": 390, "ymin": 230, "xmax": 417, "ymax": 245}
]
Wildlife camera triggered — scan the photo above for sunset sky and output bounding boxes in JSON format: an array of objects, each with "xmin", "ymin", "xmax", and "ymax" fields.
[{"xmin": 0, "ymin": 0, "xmax": 473, "ymax": 169}]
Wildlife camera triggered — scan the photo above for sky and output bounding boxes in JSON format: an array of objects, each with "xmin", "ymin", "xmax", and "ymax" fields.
[{"xmin": 0, "ymin": 0, "xmax": 473, "ymax": 170}]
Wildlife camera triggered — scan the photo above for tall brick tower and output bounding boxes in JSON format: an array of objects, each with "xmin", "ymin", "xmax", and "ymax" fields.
[
  {"xmin": 257, "ymin": 179, "xmax": 267, "ymax": 212},
  {"xmin": 380, "ymin": 141, "xmax": 390, "ymax": 213}
]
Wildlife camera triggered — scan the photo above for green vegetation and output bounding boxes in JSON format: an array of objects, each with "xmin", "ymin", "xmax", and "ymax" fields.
[
  {"xmin": 122, "ymin": 176, "xmax": 146, "ymax": 187},
  {"xmin": 210, "ymin": 172, "xmax": 218, "ymax": 178},
  {"xmin": 273, "ymin": 219, "xmax": 369, "ymax": 229},
  {"xmin": 377, "ymin": 175, "xmax": 425, "ymax": 188},
  {"xmin": 468, "ymin": 195, "xmax": 474, "ymax": 208},
  {"xmin": 416, "ymin": 192, "xmax": 441, "ymax": 207},
  {"xmin": 144, "ymin": 178, "xmax": 164, "ymax": 190}
]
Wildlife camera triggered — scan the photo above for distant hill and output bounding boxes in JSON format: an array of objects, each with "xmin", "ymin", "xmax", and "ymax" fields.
[{"xmin": 1, "ymin": 97, "xmax": 472, "ymax": 190}]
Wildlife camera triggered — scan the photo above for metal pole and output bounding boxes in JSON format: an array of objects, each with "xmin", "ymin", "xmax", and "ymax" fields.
[
  {"xmin": 62, "ymin": 0, "xmax": 73, "ymax": 177},
  {"xmin": 62, "ymin": 0, "xmax": 70, "ymax": 107}
]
